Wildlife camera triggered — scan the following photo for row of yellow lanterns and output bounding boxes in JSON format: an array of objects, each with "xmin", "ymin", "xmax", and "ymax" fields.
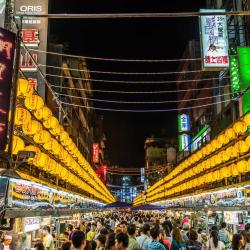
[
  {"xmin": 148, "ymin": 134, "xmax": 250, "ymax": 198},
  {"xmin": 146, "ymin": 158, "xmax": 250, "ymax": 203},
  {"xmin": 147, "ymin": 114, "xmax": 250, "ymax": 195},
  {"xmin": 15, "ymin": 79, "xmax": 114, "ymax": 203},
  {"xmin": 11, "ymin": 136, "xmax": 110, "ymax": 203}
]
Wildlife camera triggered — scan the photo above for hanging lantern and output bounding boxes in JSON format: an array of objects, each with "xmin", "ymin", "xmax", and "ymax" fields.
[
  {"xmin": 37, "ymin": 153, "xmax": 50, "ymax": 170},
  {"xmin": 236, "ymin": 140, "xmax": 249, "ymax": 154},
  {"xmin": 43, "ymin": 138, "xmax": 58, "ymax": 151},
  {"xmin": 222, "ymin": 150, "xmax": 230, "ymax": 162},
  {"xmin": 43, "ymin": 116, "xmax": 59, "ymax": 129},
  {"xmin": 22, "ymin": 119, "xmax": 42, "ymax": 135},
  {"xmin": 50, "ymin": 124, "xmax": 63, "ymax": 136},
  {"xmin": 237, "ymin": 160, "xmax": 248, "ymax": 174},
  {"xmin": 33, "ymin": 130, "xmax": 51, "ymax": 144},
  {"xmin": 24, "ymin": 95, "xmax": 44, "ymax": 111},
  {"xmin": 245, "ymin": 135, "xmax": 250, "ymax": 147},
  {"xmin": 244, "ymin": 114, "xmax": 250, "ymax": 126},
  {"xmin": 11, "ymin": 136, "xmax": 25, "ymax": 154},
  {"xmin": 231, "ymin": 164, "xmax": 239, "ymax": 177},
  {"xmin": 41, "ymin": 106, "xmax": 52, "ymax": 121},
  {"xmin": 225, "ymin": 128, "xmax": 236, "ymax": 141},
  {"xmin": 17, "ymin": 79, "xmax": 33, "ymax": 97},
  {"xmin": 15, "ymin": 107, "xmax": 32, "ymax": 126}
]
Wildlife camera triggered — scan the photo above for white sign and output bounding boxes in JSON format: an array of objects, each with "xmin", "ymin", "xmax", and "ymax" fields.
[
  {"xmin": 24, "ymin": 217, "xmax": 41, "ymax": 232},
  {"xmin": 178, "ymin": 114, "xmax": 190, "ymax": 132},
  {"xmin": 0, "ymin": 0, "xmax": 6, "ymax": 28},
  {"xmin": 200, "ymin": 9, "xmax": 229, "ymax": 70}
]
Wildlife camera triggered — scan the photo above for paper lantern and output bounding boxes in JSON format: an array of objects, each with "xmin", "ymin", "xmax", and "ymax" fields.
[
  {"xmin": 12, "ymin": 136, "xmax": 25, "ymax": 154},
  {"xmin": 244, "ymin": 114, "xmax": 250, "ymax": 126},
  {"xmin": 43, "ymin": 138, "xmax": 58, "ymax": 151},
  {"xmin": 237, "ymin": 160, "xmax": 248, "ymax": 173},
  {"xmin": 24, "ymin": 95, "xmax": 44, "ymax": 111},
  {"xmin": 15, "ymin": 107, "xmax": 32, "ymax": 126},
  {"xmin": 17, "ymin": 78, "xmax": 33, "ymax": 97},
  {"xmin": 43, "ymin": 116, "xmax": 59, "ymax": 129},
  {"xmin": 245, "ymin": 135, "xmax": 250, "ymax": 147},
  {"xmin": 231, "ymin": 164, "xmax": 239, "ymax": 176},
  {"xmin": 60, "ymin": 131, "xmax": 69, "ymax": 142},
  {"xmin": 37, "ymin": 153, "xmax": 50, "ymax": 170},
  {"xmin": 225, "ymin": 128, "xmax": 236, "ymax": 140},
  {"xmin": 237, "ymin": 140, "xmax": 249, "ymax": 154},
  {"xmin": 50, "ymin": 124, "xmax": 63, "ymax": 136},
  {"xmin": 33, "ymin": 130, "xmax": 51, "ymax": 144},
  {"xmin": 22, "ymin": 120, "xmax": 42, "ymax": 135},
  {"xmin": 41, "ymin": 106, "xmax": 52, "ymax": 120}
]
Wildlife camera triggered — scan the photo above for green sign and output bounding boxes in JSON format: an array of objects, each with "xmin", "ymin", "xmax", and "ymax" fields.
[
  {"xmin": 238, "ymin": 47, "xmax": 250, "ymax": 114},
  {"xmin": 229, "ymin": 48, "xmax": 240, "ymax": 97}
]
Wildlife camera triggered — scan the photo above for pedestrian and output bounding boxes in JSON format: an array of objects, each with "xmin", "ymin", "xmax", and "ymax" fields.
[
  {"xmin": 116, "ymin": 232, "xmax": 129, "ymax": 250},
  {"xmin": 218, "ymin": 223, "xmax": 231, "ymax": 250},
  {"xmin": 136, "ymin": 224, "xmax": 151, "ymax": 250},
  {"xmin": 127, "ymin": 224, "xmax": 140, "ymax": 250},
  {"xmin": 61, "ymin": 241, "xmax": 71, "ymax": 250},
  {"xmin": 42, "ymin": 226, "xmax": 54, "ymax": 250},
  {"xmin": 206, "ymin": 230, "xmax": 225, "ymax": 250},
  {"xmin": 181, "ymin": 223, "xmax": 191, "ymax": 242},
  {"xmin": 72, "ymin": 230, "xmax": 86, "ymax": 250},
  {"xmin": 96, "ymin": 234, "xmax": 106, "ymax": 250},
  {"xmin": 232, "ymin": 234, "xmax": 244, "ymax": 250},
  {"xmin": 244, "ymin": 224, "xmax": 250, "ymax": 250},
  {"xmin": 34, "ymin": 242, "xmax": 45, "ymax": 250},
  {"xmin": 148, "ymin": 227, "xmax": 166, "ymax": 250},
  {"xmin": 120, "ymin": 221, "xmax": 128, "ymax": 234},
  {"xmin": 105, "ymin": 233, "xmax": 116, "ymax": 250},
  {"xmin": 171, "ymin": 227, "xmax": 186, "ymax": 250},
  {"xmin": 160, "ymin": 229, "xmax": 171, "ymax": 250},
  {"xmin": 186, "ymin": 230, "xmax": 202, "ymax": 250},
  {"xmin": 68, "ymin": 225, "xmax": 74, "ymax": 241},
  {"xmin": 87, "ymin": 223, "xmax": 97, "ymax": 241}
]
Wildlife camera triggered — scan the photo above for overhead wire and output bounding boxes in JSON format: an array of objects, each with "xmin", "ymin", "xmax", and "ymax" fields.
[
  {"xmin": 59, "ymin": 98, "xmax": 235, "ymax": 113},
  {"xmin": 55, "ymin": 91, "xmax": 238, "ymax": 104},
  {"xmin": 46, "ymin": 73, "xmax": 230, "ymax": 84},
  {"xmin": 51, "ymin": 84, "xmax": 231, "ymax": 94}
]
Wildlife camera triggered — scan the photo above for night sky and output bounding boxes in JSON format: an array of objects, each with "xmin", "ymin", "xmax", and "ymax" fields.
[{"xmin": 49, "ymin": 0, "xmax": 207, "ymax": 168}]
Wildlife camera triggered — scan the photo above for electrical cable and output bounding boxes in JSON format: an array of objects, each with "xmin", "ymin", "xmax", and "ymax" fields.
[
  {"xmin": 55, "ymin": 91, "xmax": 238, "ymax": 104},
  {"xmin": 46, "ymin": 73, "xmax": 230, "ymax": 84},
  {"xmin": 59, "ymin": 98, "xmax": 235, "ymax": 113},
  {"xmin": 29, "ymin": 48, "xmax": 201, "ymax": 62},
  {"xmin": 51, "ymin": 84, "xmax": 231, "ymax": 94},
  {"xmin": 41, "ymin": 63, "xmax": 205, "ymax": 75}
]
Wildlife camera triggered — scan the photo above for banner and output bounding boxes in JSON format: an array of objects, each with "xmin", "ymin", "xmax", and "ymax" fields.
[
  {"xmin": 0, "ymin": 28, "xmax": 16, "ymax": 151},
  {"xmin": 200, "ymin": 9, "xmax": 229, "ymax": 70},
  {"xmin": 15, "ymin": 0, "xmax": 48, "ymax": 97},
  {"xmin": 92, "ymin": 143, "xmax": 100, "ymax": 163}
]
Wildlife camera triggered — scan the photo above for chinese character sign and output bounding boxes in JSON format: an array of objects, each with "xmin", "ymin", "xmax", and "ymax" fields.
[
  {"xmin": 0, "ymin": 28, "xmax": 15, "ymax": 151},
  {"xmin": 92, "ymin": 143, "xmax": 100, "ymax": 163},
  {"xmin": 179, "ymin": 134, "xmax": 190, "ymax": 152},
  {"xmin": 200, "ymin": 9, "xmax": 229, "ymax": 70},
  {"xmin": 178, "ymin": 114, "xmax": 190, "ymax": 132}
]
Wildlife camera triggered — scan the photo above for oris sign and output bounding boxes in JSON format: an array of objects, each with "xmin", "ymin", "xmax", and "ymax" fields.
[{"xmin": 15, "ymin": 1, "xmax": 47, "ymax": 15}]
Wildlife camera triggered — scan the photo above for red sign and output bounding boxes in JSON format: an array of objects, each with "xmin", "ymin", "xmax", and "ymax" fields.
[
  {"xmin": 92, "ymin": 143, "xmax": 100, "ymax": 163},
  {"xmin": 21, "ymin": 29, "xmax": 39, "ymax": 47},
  {"xmin": 28, "ymin": 78, "xmax": 37, "ymax": 90}
]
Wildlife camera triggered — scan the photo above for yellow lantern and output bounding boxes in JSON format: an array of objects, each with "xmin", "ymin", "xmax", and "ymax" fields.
[
  {"xmin": 17, "ymin": 78, "xmax": 33, "ymax": 97},
  {"xmin": 15, "ymin": 107, "xmax": 32, "ymax": 126},
  {"xmin": 37, "ymin": 153, "xmax": 50, "ymax": 170},
  {"xmin": 43, "ymin": 138, "xmax": 58, "ymax": 151},
  {"xmin": 22, "ymin": 119, "xmax": 42, "ymax": 135},
  {"xmin": 225, "ymin": 128, "xmax": 236, "ymax": 141},
  {"xmin": 244, "ymin": 114, "xmax": 250, "ymax": 126},
  {"xmin": 12, "ymin": 136, "xmax": 25, "ymax": 154},
  {"xmin": 245, "ymin": 135, "xmax": 250, "ymax": 147},
  {"xmin": 247, "ymin": 158, "xmax": 250, "ymax": 172},
  {"xmin": 237, "ymin": 140, "xmax": 249, "ymax": 154},
  {"xmin": 50, "ymin": 124, "xmax": 63, "ymax": 136},
  {"xmin": 237, "ymin": 160, "xmax": 248, "ymax": 174},
  {"xmin": 41, "ymin": 106, "xmax": 52, "ymax": 120},
  {"xmin": 231, "ymin": 164, "xmax": 239, "ymax": 177},
  {"xmin": 43, "ymin": 116, "xmax": 59, "ymax": 129},
  {"xmin": 33, "ymin": 130, "xmax": 51, "ymax": 144},
  {"xmin": 24, "ymin": 95, "xmax": 44, "ymax": 111}
]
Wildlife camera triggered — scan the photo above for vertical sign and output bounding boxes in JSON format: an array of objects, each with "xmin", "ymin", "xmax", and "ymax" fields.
[
  {"xmin": 179, "ymin": 134, "xmax": 190, "ymax": 152},
  {"xmin": 238, "ymin": 47, "xmax": 250, "ymax": 114},
  {"xmin": 0, "ymin": 28, "xmax": 15, "ymax": 151},
  {"xmin": 0, "ymin": 0, "xmax": 6, "ymax": 28},
  {"xmin": 229, "ymin": 48, "xmax": 240, "ymax": 97},
  {"xmin": 178, "ymin": 114, "xmax": 190, "ymax": 132},
  {"xmin": 15, "ymin": 0, "xmax": 48, "ymax": 97},
  {"xmin": 200, "ymin": 9, "xmax": 229, "ymax": 70},
  {"xmin": 92, "ymin": 143, "xmax": 100, "ymax": 164},
  {"xmin": 141, "ymin": 168, "xmax": 145, "ymax": 183}
]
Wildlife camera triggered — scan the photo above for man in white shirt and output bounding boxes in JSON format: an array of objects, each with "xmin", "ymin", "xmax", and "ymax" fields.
[
  {"xmin": 42, "ymin": 226, "xmax": 54, "ymax": 250},
  {"xmin": 136, "ymin": 224, "xmax": 151, "ymax": 250}
]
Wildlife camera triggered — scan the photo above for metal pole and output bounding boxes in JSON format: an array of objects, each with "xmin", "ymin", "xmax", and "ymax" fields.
[{"xmin": 7, "ymin": 23, "xmax": 21, "ymax": 169}]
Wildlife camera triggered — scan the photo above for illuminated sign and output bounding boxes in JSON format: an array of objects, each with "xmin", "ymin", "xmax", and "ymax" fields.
[
  {"xmin": 179, "ymin": 134, "xmax": 190, "ymax": 152},
  {"xmin": 24, "ymin": 217, "xmax": 41, "ymax": 232},
  {"xmin": 0, "ymin": 0, "xmax": 6, "ymax": 28},
  {"xmin": 92, "ymin": 143, "xmax": 100, "ymax": 163},
  {"xmin": 0, "ymin": 28, "xmax": 15, "ymax": 151},
  {"xmin": 238, "ymin": 47, "xmax": 250, "ymax": 114},
  {"xmin": 229, "ymin": 48, "xmax": 240, "ymax": 97},
  {"xmin": 200, "ymin": 9, "xmax": 229, "ymax": 70},
  {"xmin": 178, "ymin": 114, "xmax": 190, "ymax": 132}
]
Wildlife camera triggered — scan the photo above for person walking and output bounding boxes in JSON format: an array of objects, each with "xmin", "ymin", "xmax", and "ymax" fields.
[
  {"xmin": 206, "ymin": 230, "xmax": 225, "ymax": 250},
  {"xmin": 128, "ymin": 224, "xmax": 140, "ymax": 250},
  {"xmin": 218, "ymin": 223, "xmax": 231, "ymax": 250},
  {"xmin": 171, "ymin": 227, "xmax": 186, "ymax": 250},
  {"xmin": 116, "ymin": 232, "xmax": 129, "ymax": 250},
  {"xmin": 148, "ymin": 227, "xmax": 166, "ymax": 250},
  {"xmin": 232, "ymin": 234, "xmax": 244, "ymax": 250},
  {"xmin": 136, "ymin": 224, "xmax": 151, "ymax": 250},
  {"xmin": 42, "ymin": 226, "xmax": 54, "ymax": 250},
  {"xmin": 186, "ymin": 230, "xmax": 202, "ymax": 250}
]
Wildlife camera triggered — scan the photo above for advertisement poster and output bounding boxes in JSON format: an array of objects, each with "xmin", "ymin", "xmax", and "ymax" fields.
[
  {"xmin": 200, "ymin": 9, "xmax": 229, "ymax": 70},
  {"xmin": 0, "ymin": 28, "xmax": 16, "ymax": 151}
]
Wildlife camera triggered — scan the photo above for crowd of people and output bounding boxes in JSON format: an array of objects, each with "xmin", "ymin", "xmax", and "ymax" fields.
[{"xmin": 33, "ymin": 212, "xmax": 250, "ymax": 250}]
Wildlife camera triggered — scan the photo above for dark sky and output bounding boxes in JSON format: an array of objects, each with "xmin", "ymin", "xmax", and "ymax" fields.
[{"xmin": 49, "ymin": 0, "xmax": 207, "ymax": 168}]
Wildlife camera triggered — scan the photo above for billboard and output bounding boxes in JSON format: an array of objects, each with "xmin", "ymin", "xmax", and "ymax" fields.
[
  {"xmin": 0, "ymin": 0, "xmax": 6, "ymax": 28},
  {"xmin": 92, "ymin": 143, "xmax": 100, "ymax": 163},
  {"xmin": 15, "ymin": 0, "xmax": 48, "ymax": 97},
  {"xmin": 0, "ymin": 28, "xmax": 16, "ymax": 151},
  {"xmin": 178, "ymin": 114, "xmax": 190, "ymax": 132},
  {"xmin": 200, "ymin": 9, "xmax": 229, "ymax": 70}
]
